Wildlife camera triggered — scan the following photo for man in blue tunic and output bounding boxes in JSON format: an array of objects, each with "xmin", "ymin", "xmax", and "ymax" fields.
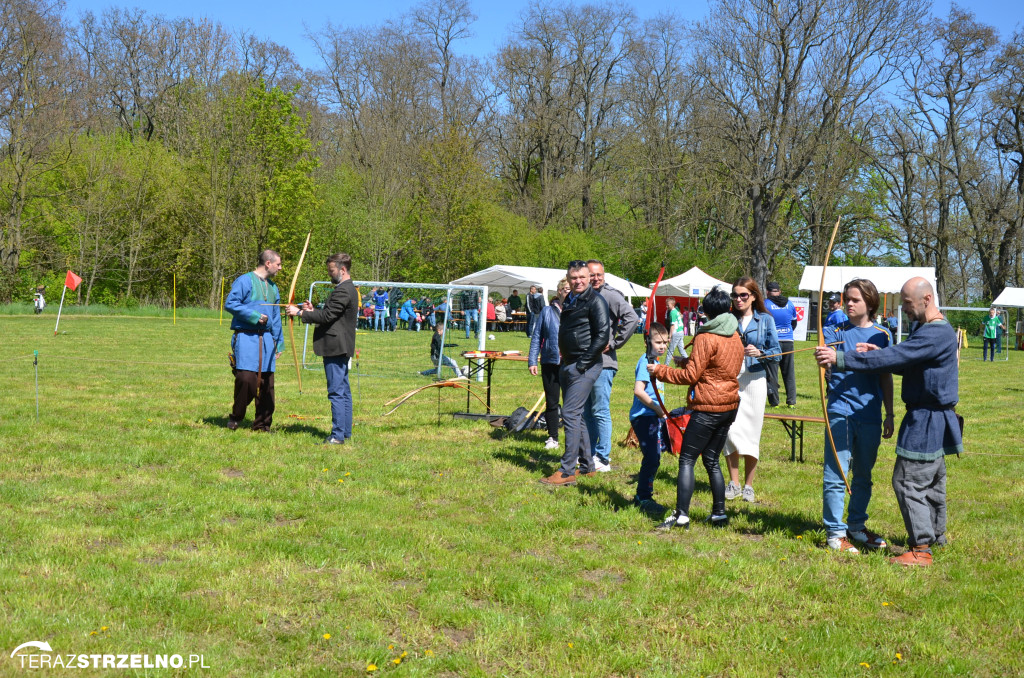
[
  {"xmin": 816, "ymin": 277, "xmax": 962, "ymax": 567},
  {"xmin": 224, "ymin": 250, "xmax": 285, "ymax": 432}
]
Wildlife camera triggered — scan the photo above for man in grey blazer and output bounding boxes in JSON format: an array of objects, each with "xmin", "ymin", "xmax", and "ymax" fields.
[{"xmin": 287, "ymin": 253, "xmax": 358, "ymax": 445}]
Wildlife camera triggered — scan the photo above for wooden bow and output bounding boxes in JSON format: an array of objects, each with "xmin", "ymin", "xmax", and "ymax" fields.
[
  {"xmin": 383, "ymin": 380, "xmax": 489, "ymax": 416},
  {"xmin": 646, "ymin": 262, "xmax": 686, "ymax": 449},
  {"xmin": 287, "ymin": 230, "xmax": 313, "ymax": 394},
  {"xmin": 818, "ymin": 218, "xmax": 851, "ymax": 495}
]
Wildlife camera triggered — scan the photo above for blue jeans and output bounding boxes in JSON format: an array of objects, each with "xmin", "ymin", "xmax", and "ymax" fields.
[
  {"xmin": 632, "ymin": 414, "xmax": 667, "ymax": 501},
  {"xmin": 823, "ymin": 415, "xmax": 881, "ymax": 538},
  {"xmin": 583, "ymin": 367, "xmax": 616, "ymax": 463},
  {"xmin": 323, "ymin": 355, "xmax": 352, "ymax": 440},
  {"xmin": 373, "ymin": 309, "xmax": 386, "ymax": 331},
  {"xmin": 464, "ymin": 308, "xmax": 479, "ymax": 338}
]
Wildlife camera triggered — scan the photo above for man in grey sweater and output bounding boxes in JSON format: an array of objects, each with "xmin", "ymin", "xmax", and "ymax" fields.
[
  {"xmin": 815, "ymin": 277, "xmax": 961, "ymax": 567},
  {"xmin": 583, "ymin": 259, "xmax": 639, "ymax": 471}
]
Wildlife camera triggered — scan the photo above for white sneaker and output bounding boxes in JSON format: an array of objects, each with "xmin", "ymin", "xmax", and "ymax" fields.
[
  {"xmin": 544, "ymin": 437, "xmax": 559, "ymax": 450},
  {"xmin": 593, "ymin": 458, "xmax": 611, "ymax": 473},
  {"xmin": 461, "ymin": 365, "xmax": 470, "ymax": 376},
  {"xmin": 826, "ymin": 536, "xmax": 860, "ymax": 553}
]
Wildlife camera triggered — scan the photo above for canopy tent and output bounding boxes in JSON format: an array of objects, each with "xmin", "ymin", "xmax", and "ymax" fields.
[
  {"xmin": 992, "ymin": 287, "xmax": 1024, "ymax": 308},
  {"xmin": 798, "ymin": 266, "xmax": 938, "ymax": 297},
  {"xmin": 798, "ymin": 266, "xmax": 938, "ymax": 339},
  {"xmin": 653, "ymin": 266, "xmax": 731, "ymax": 298},
  {"xmin": 449, "ymin": 265, "xmax": 651, "ymax": 304}
]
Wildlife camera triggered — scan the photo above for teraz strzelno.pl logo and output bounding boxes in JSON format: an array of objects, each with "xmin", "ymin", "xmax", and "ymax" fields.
[{"xmin": 10, "ymin": 641, "xmax": 210, "ymax": 670}]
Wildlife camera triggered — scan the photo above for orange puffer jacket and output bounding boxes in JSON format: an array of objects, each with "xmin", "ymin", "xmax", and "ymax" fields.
[{"xmin": 649, "ymin": 332, "xmax": 744, "ymax": 413}]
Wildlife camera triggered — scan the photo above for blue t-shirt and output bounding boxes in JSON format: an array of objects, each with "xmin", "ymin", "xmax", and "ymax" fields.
[
  {"xmin": 824, "ymin": 321, "xmax": 890, "ymax": 422},
  {"xmin": 826, "ymin": 309, "xmax": 848, "ymax": 326},
  {"xmin": 765, "ymin": 298, "xmax": 796, "ymax": 342},
  {"xmin": 629, "ymin": 355, "xmax": 665, "ymax": 421}
]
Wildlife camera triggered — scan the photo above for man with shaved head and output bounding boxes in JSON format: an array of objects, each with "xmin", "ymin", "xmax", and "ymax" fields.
[{"xmin": 815, "ymin": 277, "xmax": 962, "ymax": 567}]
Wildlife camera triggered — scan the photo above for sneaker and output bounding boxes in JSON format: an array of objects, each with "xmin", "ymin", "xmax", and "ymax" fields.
[
  {"xmin": 889, "ymin": 545, "xmax": 932, "ymax": 567},
  {"xmin": 226, "ymin": 418, "xmax": 240, "ymax": 431},
  {"xmin": 724, "ymin": 481, "xmax": 741, "ymax": 500},
  {"xmin": 656, "ymin": 510, "xmax": 690, "ymax": 531},
  {"xmin": 462, "ymin": 365, "xmax": 470, "ymax": 376},
  {"xmin": 707, "ymin": 513, "xmax": 729, "ymax": 528},
  {"xmin": 827, "ymin": 536, "xmax": 860, "ymax": 553},
  {"xmin": 848, "ymin": 527, "xmax": 888, "ymax": 550},
  {"xmin": 544, "ymin": 437, "xmax": 559, "ymax": 450},
  {"xmin": 323, "ymin": 436, "xmax": 345, "ymax": 445},
  {"xmin": 742, "ymin": 485, "xmax": 756, "ymax": 502},
  {"xmin": 633, "ymin": 497, "xmax": 667, "ymax": 516},
  {"xmin": 593, "ymin": 458, "xmax": 611, "ymax": 473},
  {"xmin": 786, "ymin": 404, "xmax": 797, "ymax": 409}
]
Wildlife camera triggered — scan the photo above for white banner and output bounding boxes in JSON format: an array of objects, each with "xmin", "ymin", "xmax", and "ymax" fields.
[{"xmin": 791, "ymin": 296, "xmax": 810, "ymax": 342}]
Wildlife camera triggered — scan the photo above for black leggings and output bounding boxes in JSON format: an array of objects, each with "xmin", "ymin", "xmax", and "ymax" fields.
[
  {"xmin": 676, "ymin": 410, "xmax": 737, "ymax": 517},
  {"xmin": 541, "ymin": 363, "xmax": 561, "ymax": 439}
]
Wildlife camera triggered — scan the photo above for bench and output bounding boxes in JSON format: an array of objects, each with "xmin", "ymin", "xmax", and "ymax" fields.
[{"xmin": 763, "ymin": 413, "xmax": 828, "ymax": 463}]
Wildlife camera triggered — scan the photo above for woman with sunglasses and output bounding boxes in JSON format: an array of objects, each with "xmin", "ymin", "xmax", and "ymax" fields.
[{"xmin": 723, "ymin": 277, "xmax": 781, "ymax": 503}]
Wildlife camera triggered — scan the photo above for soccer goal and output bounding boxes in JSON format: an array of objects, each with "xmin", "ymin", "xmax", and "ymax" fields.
[
  {"xmin": 299, "ymin": 280, "xmax": 489, "ymax": 379},
  {"xmin": 941, "ymin": 306, "xmax": 1010, "ymax": 361}
]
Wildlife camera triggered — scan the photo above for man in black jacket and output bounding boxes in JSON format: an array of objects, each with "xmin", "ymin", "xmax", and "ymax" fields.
[
  {"xmin": 287, "ymin": 253, "xmax": 358, "ymax": 445},
  {"xmin": 541, "ymin": 260, "xmax": 610, "ymax": 485}
]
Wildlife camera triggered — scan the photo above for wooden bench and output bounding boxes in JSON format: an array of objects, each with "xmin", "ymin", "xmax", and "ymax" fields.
[{"xmin": 763, "ymin": 413, "xmax": 828, "ymax": 462}]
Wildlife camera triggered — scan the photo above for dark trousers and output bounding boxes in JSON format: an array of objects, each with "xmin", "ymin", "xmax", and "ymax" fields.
[
  {"xmin": 633, "ymin": 414, "xmax": 668, "ymax": 501},
  {"xmin": 676, "ymin": 410, "xmax": 737, "ymax": 517},
  {"xmin": 323, "ymin": 355, "xmax": 352, "ymax": 440},
  {"xmin": 892, "ymin": 456, "xmax": 947, "ymax": 547},
  {"xmin": 541, "ymin": 363, "xmax": 561, "ymax": 440},
  {"xmin": 232, "ymin": 370, "xmax": 275, "ymax": 431},
  {"xmin": 767, "ymin": 340, "xmax": 795, "ymax": 406},
  {"xmin": 983, "ymin": 338, "xmax": 998, "ymax": 361},
  {"xmin": 558, "ymin": 362, "xmax": 601, "ymax": 475},
  {"xmin": 526, "ymin": 312, "xmax": 536, "ymax": 337}
]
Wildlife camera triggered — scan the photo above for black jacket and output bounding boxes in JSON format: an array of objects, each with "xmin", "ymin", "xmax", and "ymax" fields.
[
  {"xmin": 558, "ymin": 286, "xmax": 610, "ymax": 371},
  {"xmin": 301, "ymin": 279, "xmax": 357, "ymax": 358}
]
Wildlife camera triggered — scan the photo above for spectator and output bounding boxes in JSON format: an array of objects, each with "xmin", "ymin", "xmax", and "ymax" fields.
[
  {"xmin": 723, "ymin": 277, "xmax": 780, "ymax": 504},
  {"xmin": 462, "ymin": 288, "xmax": 481, "ymax": 339},
  {"xmin": 529, "ymin": 278, "xmax": 570, "ymax": 450},
  {"xmin": 400, "ymin": 297, "xmax": 418, "ymax": 331},
  {"xmin": 764, "ymin": 281, "xmax": 798, "ymax": 408},
  {"xmin": 665, "ymin": 297, "xmax": 688, "ymax": 362},
  {"xmin": 526, "ymin": 285, "xmax": 545, "ymax": 337},
  {"xmin": 826, "ymin": 294, "xmax": 848, "ymax": 326},
  {"xmin": 372, "ymin": 287, "xmax": 388, "ymax": 332},
  {"xmin": 508, "ymin": 289, "xmax": 523, "ymax": 315}
]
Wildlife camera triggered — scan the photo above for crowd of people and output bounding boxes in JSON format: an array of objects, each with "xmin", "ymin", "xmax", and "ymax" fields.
[
  {"xmin": 526, "ymin": 260, "xmax": 961, "ymax": 567},
  {"xmin": 221, "ymin": 252, "xmax": 961, "ymax": 567}
]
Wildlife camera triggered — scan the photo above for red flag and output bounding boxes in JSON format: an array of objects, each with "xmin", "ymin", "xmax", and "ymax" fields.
[{"xmin": 65, "ymin": 270, "xmax": 82, "ymax": 291}]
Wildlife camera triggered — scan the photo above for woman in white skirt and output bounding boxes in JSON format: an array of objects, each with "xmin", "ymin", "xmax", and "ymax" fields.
[{"xmin": 724, "ymin": 277, "xmax": 781, "ymax": 503}]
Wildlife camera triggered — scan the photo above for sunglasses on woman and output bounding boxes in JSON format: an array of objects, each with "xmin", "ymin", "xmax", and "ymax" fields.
[{"xmin": 730, "ymin": 292, "xmax": 751, "ymax": 300}]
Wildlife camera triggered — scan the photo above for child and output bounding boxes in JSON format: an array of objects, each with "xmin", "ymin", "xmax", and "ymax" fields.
[
  {"xmin": 630, "ymin": 322, "xmax": 671, "ymax": 515},
  {"xmin": 421, "ymin": 322, "xmax": 467, "ymax": 377}
]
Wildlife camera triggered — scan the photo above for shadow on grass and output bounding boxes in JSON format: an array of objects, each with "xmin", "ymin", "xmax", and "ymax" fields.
[
  {"xmin": 492, "ymin": 440, "xmax": 561, "ymax": 474},
  {"xmin": 728, "ymin": 505, "xmax": 821, "ymax": 536},
  {"xmin": 574, "ymin": 480, "xmax": 634, "ymax": 511},
  {"xmin": 200, "ymin": 416, "xmax": 325, "ymax": 439}
]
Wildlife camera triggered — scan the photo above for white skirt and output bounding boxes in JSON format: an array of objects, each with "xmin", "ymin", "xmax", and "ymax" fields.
[{"xmin": 724, "ymin": 368, "xmax": 767, "ymax": 459}]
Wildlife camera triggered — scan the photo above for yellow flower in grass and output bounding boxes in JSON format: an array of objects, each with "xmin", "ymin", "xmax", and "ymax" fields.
[
  {"xmin": 393, "ymin": 658, "xmax": 401, "ymax": 665},
  {"xmin": 859, "ymin": 662, "xmax": 870, "ymax": 668},
  {"xmin": 882, "ymin": 602, "xmax": 890, "ymax": 606},
  {"xmin": 400, "ymin": 651, "xmax": 407, "ymax": 658},
  {"xmin": 322, "ymin": 468, "xmax": 328, "ymax": 472},
  {"xmin": 345, "ymin": 472, "xmax": 351, "ymax": 477},
  {"xmin": 387, "ymin": 644, "xmax": 394, "ymax": 650},
  {"xmin": 101, "ymin": 627, "xmax": 108, "ymax": 632},
  {"xmin": 338, "ymin": 479, "xmax": 344, "ymax": 483},
  {"xmin": 424, "ymin": 650, "xmax": 434, "ymax": 657},
  {"xmin": 89, "ymin": 631, "xmax": 97, "ymax": 636},
  {"xmin": 366, "ymin": 664, "xmax": 378, "ymax": 672},
  {"xmin": 323, "ymin": 633, "xmax": 331, "ymax": 640},
  {"xmin": 895, "ymin": 653, "xmax": 903, "ymax": 661},
  {"xmin": 567, "ymin": 643, "xmax": 573, "ymax": 649}
]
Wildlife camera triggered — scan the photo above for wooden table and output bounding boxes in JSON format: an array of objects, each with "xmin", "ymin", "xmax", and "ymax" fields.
[
  {"xmin": 763, "ymin": 413, "xmax": 828, "ymax": 462},
  {"xmin": 453, "ymin": 352, "xmax": 529, "ymax": 421}
]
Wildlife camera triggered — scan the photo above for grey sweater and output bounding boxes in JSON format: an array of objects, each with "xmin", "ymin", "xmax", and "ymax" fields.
[{"xmin": 595, "ymin": 284, "xmax": 639, "ymax": 371}]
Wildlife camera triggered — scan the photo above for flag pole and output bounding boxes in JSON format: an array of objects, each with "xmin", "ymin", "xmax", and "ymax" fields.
[
  {"xmin": 173, "ymin": 273, "xmax": 177, "ymax": 325},
  {"xmin": 219, "ymin": 276, "xmax": 225, "ymax": 326},
  {"xmin": 53, "ymin": 285, "xmax": 67, "ymax": 336}
]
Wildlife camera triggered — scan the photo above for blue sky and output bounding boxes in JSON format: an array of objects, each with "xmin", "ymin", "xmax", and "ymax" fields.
[{"xmin": 62, "ymin": 0, "xmax": 1022, "ymax": 70}]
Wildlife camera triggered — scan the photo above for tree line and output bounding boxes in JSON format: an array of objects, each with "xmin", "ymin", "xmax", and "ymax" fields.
[{"xmin": 0, "ymin": 0, "xmax": 1021, "ymax": 307}]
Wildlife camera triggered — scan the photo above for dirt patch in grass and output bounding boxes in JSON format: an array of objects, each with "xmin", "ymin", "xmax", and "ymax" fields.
[
  {"xmin": 87, "ymin": 537, "xmax": 123, "ymax": 551},
  {"xmin": 582, "ymin": 569, "xmax": 624, "ymax": 584},
  {"xmin": 222, "ymin": 468, "xmax": 245, "ymax": 478},
  {"xmin": 441, "ymin": 626, "xmax": 474, "ymax": 647}
]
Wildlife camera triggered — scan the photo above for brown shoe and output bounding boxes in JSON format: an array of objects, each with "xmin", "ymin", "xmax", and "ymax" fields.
[
  {"xmin": 889, "ymin": 545, "xmax": 932, "ymax": 567},
  {"xmin": 539, "ymin": 471, "xmax": 577, "ymax": 486}
]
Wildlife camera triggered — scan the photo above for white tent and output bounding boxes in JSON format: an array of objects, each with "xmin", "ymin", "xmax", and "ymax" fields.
[
  {"xmin": 449, "ymin": 265, "xmax": 651, "ymax": 304},
  {"xmin": 798, "ymin": 266, "xmax": 938, "ymax": 297},
  {"xmin": 654, "ymin": 266, "xmax": 731, "ymax": 297},
  {"xmin": 798, "ymin": 265, "xmax": 939, "ymax": 339},
  {"xmin": 993, "ymin": 287, "xmax": 1024, "ymax": 308}
]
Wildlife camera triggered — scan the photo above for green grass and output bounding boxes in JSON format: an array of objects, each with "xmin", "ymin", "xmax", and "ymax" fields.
[{"xmin": 1, "ymin": 314, "xmax": 1022, "ymax": 676}]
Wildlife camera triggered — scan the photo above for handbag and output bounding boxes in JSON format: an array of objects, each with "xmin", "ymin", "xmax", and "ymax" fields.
[{"xmin": 666, "ymin": 407, "xmax": 692, "ymax": 456}]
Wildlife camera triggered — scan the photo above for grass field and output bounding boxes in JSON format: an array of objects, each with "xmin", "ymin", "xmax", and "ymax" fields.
[{"xmin": 1, "ymin": 311, "xmax": 1022, "ymax": 676}]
